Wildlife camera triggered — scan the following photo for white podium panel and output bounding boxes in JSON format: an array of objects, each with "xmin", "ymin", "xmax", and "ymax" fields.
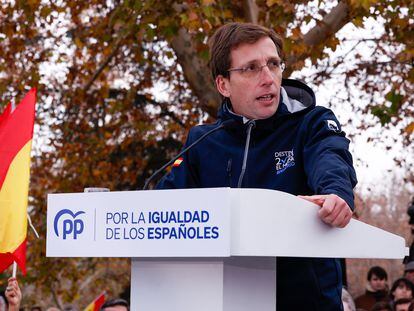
[
  {"xmin": 131, "ymin": 257, "xmax": 276, "ymax": 311},
  {"xmin": 222, "ymin": 257, "xmax": 276, "ymax": 311},
  {"xmin": 230, "ymin": 189, "xmax": 408, "ymax": 259},
  {"xmin": 46, "ymin": 188, "xmax": 231, "ymax": 257}
]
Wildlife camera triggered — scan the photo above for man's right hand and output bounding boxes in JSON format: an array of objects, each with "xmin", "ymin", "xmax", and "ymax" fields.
[{"xmin": 298, "ymin": 194, "xmax": 353, "ymax": 228}]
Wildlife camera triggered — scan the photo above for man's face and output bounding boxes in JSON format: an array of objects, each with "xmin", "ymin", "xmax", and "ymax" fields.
[
  {"xmin": 369, "ymin": 274, "xmax": 387, "ymax": 291},
  {"xmin": 216, "ymin": 37, "xmax": 282, "ymax": 120}
]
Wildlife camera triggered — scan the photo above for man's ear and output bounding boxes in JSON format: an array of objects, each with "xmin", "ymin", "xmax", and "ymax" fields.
[{"xmin": 216, "ymin": 75, "xmax": 231, "ymax": 98}]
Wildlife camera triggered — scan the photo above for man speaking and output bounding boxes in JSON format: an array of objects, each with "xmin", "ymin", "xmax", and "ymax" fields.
[{"xmin": 156, "ymin": 22, "xmax": 357, "ymax": 311}]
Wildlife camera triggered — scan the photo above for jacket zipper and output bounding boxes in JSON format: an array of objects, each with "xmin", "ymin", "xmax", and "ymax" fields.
[
  {"xmin": 227, "ymin": 158, "xmax": 232, "ymax": 187},
  {"xmin": 237, "ymin": 120, "xmax": 255, "ymax": 188}
]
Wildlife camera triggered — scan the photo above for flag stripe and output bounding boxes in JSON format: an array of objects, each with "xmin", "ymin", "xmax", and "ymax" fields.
[
  {"xmin": 0, "ymin": 141, "xmax": 31, "ymax": 252},
  {"xmin": 84, "ymin": 292, "xmax": 105, "ymax": 311},
  {"xmin": 0, "ymin": 89, "xmax": 36, "ymax": 189},
  {"xmin": 0, "ymin": 239, "xmax": 26, "ymax": 274},
  {"xmin": 0, "ymin": 138, "xmax": 31, "ymax": 275},
  {"xmin": 0, "ymin": 103, "xmax": 11, "ymax": 130},
  {"xmin": 94, "ymin": 294, "xmax": 105, "ymax": 311}
]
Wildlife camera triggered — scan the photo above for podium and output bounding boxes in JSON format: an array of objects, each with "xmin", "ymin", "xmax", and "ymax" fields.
[{"xmin": 46, "ymin": 188, "xmax": 408, "ymax": 310}]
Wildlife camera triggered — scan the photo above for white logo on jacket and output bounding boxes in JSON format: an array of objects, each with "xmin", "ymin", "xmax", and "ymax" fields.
[
  {"xmin": 326, "ymin": 120, "xmax": 341, "ymax": 133},
  {"xmin": 274, "ymin": 150, "xmax": 295, "ymax": 175}
]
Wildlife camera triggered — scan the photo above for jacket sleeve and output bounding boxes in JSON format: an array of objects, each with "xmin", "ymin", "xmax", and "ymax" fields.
[
  {"xmin": 302, "ymin": 107, "xmax": 358, "ymax": 210},
  {"xmin": 155, "ymin": 128, "xmax": 200, "ymax": 189}
]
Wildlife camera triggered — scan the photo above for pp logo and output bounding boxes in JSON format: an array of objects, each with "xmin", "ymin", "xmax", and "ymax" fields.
[{"xmin": 54, "ymin": 209, "xmax": 85, "ymax": 240}]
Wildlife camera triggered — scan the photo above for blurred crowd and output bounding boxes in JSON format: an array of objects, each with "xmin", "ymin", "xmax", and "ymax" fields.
[
  {"xmin": 2, "ymin": 261, "xmax": 414, "ymax": 311},
  {"xmin": 343, "ymin": 262, "xmax": 414, "ymax": 311},
  {"xmin": 0, "ymin": 277, "xmax": 128, "ymax": 311}
]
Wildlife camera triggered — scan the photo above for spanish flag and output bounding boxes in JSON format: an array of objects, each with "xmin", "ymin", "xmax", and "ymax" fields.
[
  {"xmin": 84, "ymin": 292, "xmax": 105, "ymax": 311},
  {"xmin": 0, "ymin": 88, "xmax": 36, "ymax": 275},
  {"xmin": 173, "ymin": 157, "xmax": 183, "ymax": 167}
]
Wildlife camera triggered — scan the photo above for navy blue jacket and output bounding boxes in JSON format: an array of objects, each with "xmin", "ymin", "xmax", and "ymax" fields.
[{"xmin": 157, "ymin": 79, "xmax": 357, "ymax": 310}]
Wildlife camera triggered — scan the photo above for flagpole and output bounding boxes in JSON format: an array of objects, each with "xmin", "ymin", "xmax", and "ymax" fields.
[
  {"xmin": 11, "ymin": 102, "xmax": 18, "ymax": 279},
  {"xmin": 12, "ymin": 261, "xmax": 17, "ymax": 277}
]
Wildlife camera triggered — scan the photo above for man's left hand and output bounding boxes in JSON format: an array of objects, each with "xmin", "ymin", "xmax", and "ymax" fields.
[{"xmin": 298, "ymin": 194, "xmax": 352, "ymax": 228}]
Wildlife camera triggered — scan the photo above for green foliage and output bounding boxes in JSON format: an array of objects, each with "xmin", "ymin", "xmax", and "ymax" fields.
[{"xmin": 372, "ymin": 90, "xmax": 404, "ymax": 125}]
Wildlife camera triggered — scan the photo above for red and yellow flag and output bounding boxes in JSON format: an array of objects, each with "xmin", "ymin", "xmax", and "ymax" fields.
[
  {"xmin": 0, "ymin": 88, "xmax": 36, "ymax": 275},
  {"xmin": 84, "ymin": 292, "xmax": 105, "ymax": 311},
  {"xmin": 173, "ymin": 157, "xmax": 183, "ymax": 167}
]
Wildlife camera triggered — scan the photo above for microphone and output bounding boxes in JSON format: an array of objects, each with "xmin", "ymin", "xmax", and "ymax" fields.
[{"xmin": 143, "ymin": 119, "xmax": 236, "ymax": 190}]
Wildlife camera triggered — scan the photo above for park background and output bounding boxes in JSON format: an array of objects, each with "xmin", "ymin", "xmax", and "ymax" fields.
[{"xmin": 0, "ymin": 0, "xmax": 413, "ymax": 308}]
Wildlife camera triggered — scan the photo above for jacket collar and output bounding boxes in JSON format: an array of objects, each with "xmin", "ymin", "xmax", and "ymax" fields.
[{"xmin": 218, "ymin": 79, "xmax": 315, "ymax": 131}]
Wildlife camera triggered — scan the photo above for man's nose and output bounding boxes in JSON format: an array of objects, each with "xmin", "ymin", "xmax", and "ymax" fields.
[{"xmin": 259, "ymin": 65, "xmax": 274, "ymax": 85}]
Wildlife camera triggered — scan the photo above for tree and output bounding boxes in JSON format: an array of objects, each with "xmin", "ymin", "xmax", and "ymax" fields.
[{"xmin": 0, "ymin": 0, "xmax": 412, "ymax": 307}]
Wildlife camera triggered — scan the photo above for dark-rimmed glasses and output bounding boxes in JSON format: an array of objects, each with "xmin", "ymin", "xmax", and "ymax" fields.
[{"xmin": 227, "ymin": 59, "xmax": 285, "ymax": 78}]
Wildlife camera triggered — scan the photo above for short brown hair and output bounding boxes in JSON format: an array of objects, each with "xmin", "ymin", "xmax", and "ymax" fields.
[
  {"xmin": 368, "ymin": 266, "xmax": 387, "ymax": 281},
  {"xmin": 208, "ymin": 22, "xmax": 284, "ymax": 79}
]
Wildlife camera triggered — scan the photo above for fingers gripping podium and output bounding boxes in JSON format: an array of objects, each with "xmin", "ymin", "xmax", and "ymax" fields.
[{"xmin": 47, "ymin": 188, "xmax": 408, "ymax": 311}]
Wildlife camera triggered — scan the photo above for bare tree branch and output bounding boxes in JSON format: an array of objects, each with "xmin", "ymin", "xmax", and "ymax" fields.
[
  {"xmin": 285, "ymin": 1, "xmax": 354, "ymax": 75},
  {"xmin": 83, "ymin": 36, "xmax": 124, "ymax": 94},
  {"xmin": 303, "ymin": 1, "xmax": 351, "ymax": 47}
]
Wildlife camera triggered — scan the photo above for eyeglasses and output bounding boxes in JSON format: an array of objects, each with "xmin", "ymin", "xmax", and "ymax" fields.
[{"xmin": 227, "ymin": 59, "xmax": 285, "ymax": 78}]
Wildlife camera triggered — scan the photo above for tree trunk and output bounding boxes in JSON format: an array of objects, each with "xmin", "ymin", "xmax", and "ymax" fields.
[{"xmin": 170, "ymin": 28, "xmax": 221, "ymax": 117}]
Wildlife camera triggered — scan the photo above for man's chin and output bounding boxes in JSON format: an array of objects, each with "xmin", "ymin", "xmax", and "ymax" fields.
[{"xmin": 255, "ymin": 104, "xmax": 279, "ymax": 119}]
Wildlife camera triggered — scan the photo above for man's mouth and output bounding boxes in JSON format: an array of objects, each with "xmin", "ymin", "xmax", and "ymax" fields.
[{"xmin": 256, "ymin": 94, "xmax": 275, "ymax": 102}]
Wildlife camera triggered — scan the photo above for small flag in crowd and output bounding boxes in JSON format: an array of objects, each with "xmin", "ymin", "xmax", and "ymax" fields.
[
  {"xmin": 0, "ymin": 88, "xmax": 36, "ymax": 275},
  {"xmin": 84, "ymin": 292, "xmax": 105, "ymax": 311},
  {"xmin": 173, "ymin": 157, "xmax": 183, "ymax": 167}
]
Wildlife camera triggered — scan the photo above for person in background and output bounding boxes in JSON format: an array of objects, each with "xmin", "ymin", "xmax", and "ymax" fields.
[
  {"xmin": 408, "ymin": 299, "xmax": 414, "ymax": 311},
  {"xmin": 394, "ymin": 298, "xmax": 413, "ymax": 311},
  {"xmin": 371, "ymin": 301, "xmax": 393, "ymax": 311},
  {"xmin": 390, "ymin": 278, "xmax": 414, "ymax": 309},
  {"xmin": 355, "ymin": 266, "xmax": 389, "ymax": 311},
  {"xmin": 342, "ymin": 287, "xmax": 356, "ymax": 311},
  {"xmin": 0, "ymin": 294, "xmax": 7, "ymax": 311},
  {"xmin": 405, "ymin": 198, "xmax": 414, "ymax": 263},
  {"xmin": 405, "ymin": 262, "xmax": 414, "ymax": 284},
  {"xmin": 4, "ymin": 278, "xmax": 21, "ymax": 311},
  {"xmin": 100, "ymin": 298, "xmax": 129, "ymax": 311}
]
